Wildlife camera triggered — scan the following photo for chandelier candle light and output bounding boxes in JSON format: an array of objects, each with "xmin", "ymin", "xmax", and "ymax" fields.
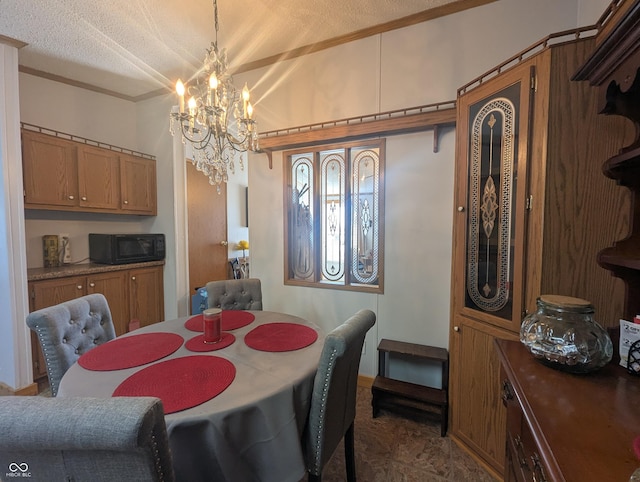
[{"xmin": 170, "ymin": 0, "xmax": 259, "ymax": 191}]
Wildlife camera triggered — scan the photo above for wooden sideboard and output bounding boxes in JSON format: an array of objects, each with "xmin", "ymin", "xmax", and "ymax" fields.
[{"xmin": 496, "ymin": 339, "xmax": 640, "ymax": 482}]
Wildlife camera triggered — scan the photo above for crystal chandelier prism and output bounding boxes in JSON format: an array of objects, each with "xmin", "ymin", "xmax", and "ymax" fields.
[{"xmin": 170, "ymin": 0, "xmax": 259, "ymax": 191}]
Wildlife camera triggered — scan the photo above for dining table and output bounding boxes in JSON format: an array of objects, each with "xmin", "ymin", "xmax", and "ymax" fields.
[{"xmin": 57, "ymin": 310, "xmax": 325, "ymax": 482}]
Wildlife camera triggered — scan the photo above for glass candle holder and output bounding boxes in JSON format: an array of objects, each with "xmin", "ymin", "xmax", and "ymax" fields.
[{"xmin": 203, "ymin": 308, "xmax": 222, "ymax": 344}]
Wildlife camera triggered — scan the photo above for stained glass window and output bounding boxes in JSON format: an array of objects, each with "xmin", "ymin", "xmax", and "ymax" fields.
[{"xmin": 285, "ymin": 140, "xmax": 384, "ymax": 292}]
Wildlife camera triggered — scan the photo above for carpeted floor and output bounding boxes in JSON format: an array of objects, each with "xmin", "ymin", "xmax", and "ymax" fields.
[{"xmin": 316, "ymin": 385, "xmax": 497, "ymax": 482}]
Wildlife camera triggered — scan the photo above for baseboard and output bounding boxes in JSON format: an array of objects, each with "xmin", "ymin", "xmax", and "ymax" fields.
[
  {"xmin": 0, "ymin": 382, "xmax": 39, "ymax": 396},
  {"xmin": 358, "ymin": 374, "xmax": 374, "ymax": 388},
  {"xmin": 449, "ymin": 434, "xmax": 502, "ymax": 481}
]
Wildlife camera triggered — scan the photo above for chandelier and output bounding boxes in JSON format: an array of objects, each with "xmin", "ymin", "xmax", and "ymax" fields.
[{"xmin": 170, "ymin": 0, "xmax": 259, "ymax": 191}]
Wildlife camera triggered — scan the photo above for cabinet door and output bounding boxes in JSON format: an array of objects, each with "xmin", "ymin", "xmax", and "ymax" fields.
[
  {"xmin": 22, "ymin": 130, "xmax": 78, "ymax": 207},
  {"xmin": 77, "ymin": 145, "xmax": 120, "ymax": 210},
  {"xmin": 128, "ymin": 266, "xmax": 164, "ymax": 328},
  {"xmin": 450, "ymin": 315, "xmax": 519, "ymax": 475},
  {"xmin": 452, "ymin": 62, "xmax": 534, "ymax": 331},
  {"xmin": 29, "ymin": 277, "xmax": 86, "ymax": 380},
  {"xmin": 87, "ymin": 271, "xmax": 129, "ymax": 336},
  {"xmin": 120, "ymin": 154, "xmax": 157, "ymax": 214}
]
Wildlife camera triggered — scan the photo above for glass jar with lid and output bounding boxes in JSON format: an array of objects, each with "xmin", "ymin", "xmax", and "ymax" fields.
[{"xmin": 520, "ymin": 294, "xmax": 613, "ymax": 373}]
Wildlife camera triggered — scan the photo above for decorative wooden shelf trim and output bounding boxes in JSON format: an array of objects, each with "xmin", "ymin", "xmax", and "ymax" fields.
[
  {"xmin": 257, "ymin": 101, "xmax": 456, "ymax": 167},
  {"xmin": 21, "ymin": 123, "xmax": 156, "ymax": 160},
  {"xmin": 459, "ymin": 25, "xmax": 598, "ymax": 96}
]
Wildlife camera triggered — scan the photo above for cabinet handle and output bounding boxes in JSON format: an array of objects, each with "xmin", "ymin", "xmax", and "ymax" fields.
[
  {"xmin": 131, "ymin": 276, "xmax": 136, "ymax": 281},
  {"xmin": 77, "ymin": 285, "xmax": 83, "ymax": 290},
  {"xmin": 514, "ymin": 435, "xmax": 528, "ymax": 468},
  {"xmin": 453, "ymin": 326, "xmax": 460, "ymax": 332},
  {"xmin": 457, "ymin": 206, "xmax": 464, "ymax": 212},
  {"xmin": 81, "ymin": 196, "xmax": 87, "ymax": 201},
  {"xmin": 531, "ymin": 453, "xmax": 547, "ymax": 482},
  {"xmin": 123, "ymin": 200, "xmax": 129, "ymax": 205},
  {"xmin": 68, "ymin": 195, "xmax": 75, "ymax": 200},
  {"xmin": 502, "ymin": 379, "xmax": 514, "ymax": 403},
  {"xmin": 220, "ymin": 240, "xmax": 228, "ymax": 246},
  {"xmin": 89, "ymin": 282, "xmax": 95, "ymax": 288}
]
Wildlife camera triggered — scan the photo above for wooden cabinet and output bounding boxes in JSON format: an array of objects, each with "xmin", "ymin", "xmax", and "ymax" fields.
[
  {"xmin": 28, "ymin": 263, "xmax": 164, "ymax": 383},
  {"xmin": 77, "ymin": 145, "xmax": 120, "ymax": 210},
  {"xmin": 128, "ymin": 266, "xmax": 164, "ymax": 328},
  {"xmin": 450, "ymin": 31, "xmax": 632, "ymax": 477},
  {"xmin": 496, "ymin": 339, "xmax": 640, "ymax": 482},
  {"xmin": 21, "ymin": 128, "xmax": 157, "ymax": 215},
  {"xmin": 573, "ymin": 0, "xmax": 640, "ymax": 322},
  {"xmin": 22, "ymin": 130, "xmax": 78, "ymax": 208},
  {"xmin": 120, "ymin": 153, "xmax": 157, "ymax": 213}
]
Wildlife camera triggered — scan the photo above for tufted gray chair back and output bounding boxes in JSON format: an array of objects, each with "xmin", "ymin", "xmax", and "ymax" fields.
[
  {"xmin": 0, "ymin": 396, "xmax": 174, "ymax": 481},
  {"xmin": 302, "ymin": 309, "xmax": 376, "ymax": 482},
  {"xmin": 206, "ymin": 278, "xmax": 263, "ymax": 310},
  {"xmin": 26, "ymin": 293, "xmax": 116, "ymax": 396}
]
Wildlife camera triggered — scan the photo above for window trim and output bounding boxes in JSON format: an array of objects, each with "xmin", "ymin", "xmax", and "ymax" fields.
[{"xmin": 283, "ymin": 138, "xmax": 385, "ymax": 294}]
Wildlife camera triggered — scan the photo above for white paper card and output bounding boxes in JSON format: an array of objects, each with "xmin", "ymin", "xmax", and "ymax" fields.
[{"xmin": 619, "ymin": 319, "xmax": 640, "ymax": 369}]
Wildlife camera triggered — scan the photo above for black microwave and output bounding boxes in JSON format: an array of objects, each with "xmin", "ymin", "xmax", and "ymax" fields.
[{"xmin": 89, "ymin": 233, "xmax": 165, "ymax": 265}]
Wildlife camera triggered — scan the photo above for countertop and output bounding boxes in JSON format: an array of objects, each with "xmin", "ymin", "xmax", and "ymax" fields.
[{"xmin": 27, "ymin": 260, "xmax": 165, "ymax": 281}]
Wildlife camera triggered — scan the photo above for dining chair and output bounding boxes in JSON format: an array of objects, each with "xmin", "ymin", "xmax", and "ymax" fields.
[
  {"xmin": 206, "ymin": 278, "xmax": 263, "ymax": 310},
  {"xmin": 26, "ymin": 293, "xmax": 116, "ymax": 396},
  {"xmin": 0, "ymin": 396, "xmax": 174, "ymax": 481},
  {"xmin": 302, "ymin": 309, "xmax": 377, "ymax": 482}
]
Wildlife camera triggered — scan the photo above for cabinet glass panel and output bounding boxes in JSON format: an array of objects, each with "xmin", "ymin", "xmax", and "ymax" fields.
[{"xmin": 465, "ymin": 83, "xmax": 520, "ymax": 320}]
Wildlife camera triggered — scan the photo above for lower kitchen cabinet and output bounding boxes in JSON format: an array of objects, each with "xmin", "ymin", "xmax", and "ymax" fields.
[{"xmin": 27, "ymin": 262, "xmax": 164, "ymax": 383}]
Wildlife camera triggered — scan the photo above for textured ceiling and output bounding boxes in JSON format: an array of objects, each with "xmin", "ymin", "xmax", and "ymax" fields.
[{"xmin": 0, "ymin": 0, "xmax": 468, "ymax": 99}]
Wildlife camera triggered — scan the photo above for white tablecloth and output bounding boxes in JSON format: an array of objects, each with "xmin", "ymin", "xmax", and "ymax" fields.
[{"xmin": 58, "ymin": 311, "xmax": 324, "ymax": 482}]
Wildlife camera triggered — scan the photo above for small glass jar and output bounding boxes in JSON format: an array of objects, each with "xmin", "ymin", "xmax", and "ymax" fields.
[{"xmin": 520, "ymin": 295, "xmax": 613, "ymax": 373}]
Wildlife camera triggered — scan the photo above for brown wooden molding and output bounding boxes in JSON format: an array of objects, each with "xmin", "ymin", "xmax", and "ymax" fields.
[
  {"xmin": 0, "ymin": 34, "xmax": 27, "ymax": 49},
  {"xmin": 0, "ymin": 382, "xmax": 38, "ymax": 396},
  {"xmin": 235, "ymin": 0, "xmax": 498, "ymax": 75},
  {"xmin": 258, "ymin": 103, "xmax": 456, "ymax": 167}
]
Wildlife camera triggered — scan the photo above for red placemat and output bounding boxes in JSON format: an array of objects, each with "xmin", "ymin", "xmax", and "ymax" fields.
[
  {"xmin": 244, "ymin": 323, "xmax": 318, "ymax": 352},
  {"xmin": 185, "ymin": 311, "xmax": 255, "ymax": 332},
  {"xmin": 185, "ymin": 332, "xmax": 235, "ymax": 352},
  {"xmin": 113, "ymin": 355, "xmax": 235, "ymax": 414},
  {"xmin": 78, "ymin": 333, "xmax": 184, "ymax": 371}
]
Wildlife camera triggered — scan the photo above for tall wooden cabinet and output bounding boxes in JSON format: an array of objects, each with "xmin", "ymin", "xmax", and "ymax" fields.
[{"xmin": 449, "ymin": 31, "xmax": 633, "ymax": 476}]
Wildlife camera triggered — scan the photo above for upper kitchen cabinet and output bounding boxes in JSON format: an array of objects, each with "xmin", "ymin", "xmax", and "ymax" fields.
[
  {"xmin": 450, "ymin": 28, "xmax": 632, "ymax": 477},
  {"xmin": 22, "ymin": 129, "xmax": 78, "ymax": 208},
  {"xmin": 120, "ymin": 153, "xmax": 157, "ymax": 214},
  {"xmin": 21, "ymin": 126, "xmax": 157, "ymax": 215}
]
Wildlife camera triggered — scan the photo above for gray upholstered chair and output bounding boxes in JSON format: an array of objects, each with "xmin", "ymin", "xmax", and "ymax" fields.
[
  {"xmin": 302, "ymin": 309, "xmax": 376, "ymax": 482},
  {"xmin": 26, "ymin": 293, "xmax": 116, "ymax": 396},
  {"xmin": 0, "ymin": 396, "xmax": 174, "ymax": 481},
  {"xmin": 206, "ymin": 278, "xmax": 263, "ymax": 310}
]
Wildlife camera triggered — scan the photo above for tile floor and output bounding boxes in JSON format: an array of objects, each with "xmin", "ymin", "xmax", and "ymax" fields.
[{"xmin": 317, "ymin": 386, "xmax": 498, "ymax": 482}]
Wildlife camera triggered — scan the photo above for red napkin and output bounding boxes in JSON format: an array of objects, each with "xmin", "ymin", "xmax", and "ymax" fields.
[
  {"xmin": 244, "ymin": 323, "xmax": 318, "ymax": 352},
  {"xmin": 185, "ymin": 310, "xmax": 255, "ymax": 332},
  {"xmin": 113, "ymin": 355, "xmax": 235, "ymax": 414},
  {"xmin": 78, "ymin": 333, "xmax": 184, "ymax": 371},
  {"xmin": 185, "ymin": 332, "xmax": 235, "ymax": 352}
]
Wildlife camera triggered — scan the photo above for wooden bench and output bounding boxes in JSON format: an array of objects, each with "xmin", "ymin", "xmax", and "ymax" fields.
[{"xmin": 371, "ymin": 339, "xmax": 449, "ymax": 436}]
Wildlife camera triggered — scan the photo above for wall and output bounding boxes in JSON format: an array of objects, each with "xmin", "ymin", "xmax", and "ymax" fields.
[
  {"xmin": 234, "ymin": 0, "xmax": 590, "ymax": 381},
  {"xmin": 0, "ymin": 0, "xmax": 612, "ymax": 390}
]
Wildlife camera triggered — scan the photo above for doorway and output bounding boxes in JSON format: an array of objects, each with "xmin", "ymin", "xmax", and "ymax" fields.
[{"xmin": 186, "ymin": 162, "xmax": 229, "ymax": 312}]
